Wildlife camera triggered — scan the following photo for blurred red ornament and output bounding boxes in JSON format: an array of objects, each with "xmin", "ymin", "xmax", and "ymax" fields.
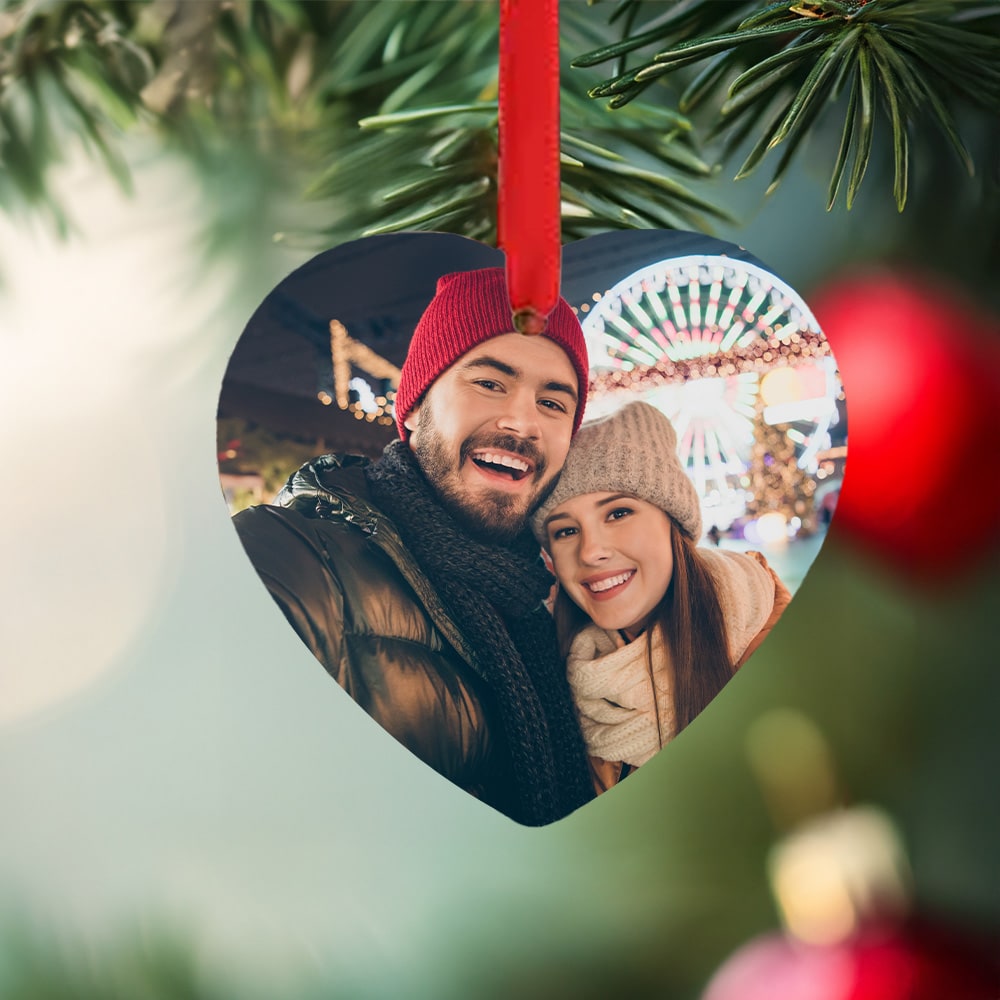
[
  {"xmin": 808, "ymin": 273, "xmax": 1000, "ymax": 581},
  {"xmin": 703, "ymin": 920, "xmax": 999, "ymax": 1000}
]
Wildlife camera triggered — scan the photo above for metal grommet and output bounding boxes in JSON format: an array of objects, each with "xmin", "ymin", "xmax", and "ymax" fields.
[{"xmin": 512, "ymin": 307, "xmax": 547, "ymax": 336}]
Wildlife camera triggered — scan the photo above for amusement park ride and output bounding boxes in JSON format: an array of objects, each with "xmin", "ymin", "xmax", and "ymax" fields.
[{"xmin": 580, "ymin": 256, "xmax": 844, "ymax": 535}]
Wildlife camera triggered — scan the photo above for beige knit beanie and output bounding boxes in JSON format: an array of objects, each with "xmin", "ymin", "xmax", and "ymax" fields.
[{"xmin": 532, "ymin": 401, "xmax": 703, "ymax": 543}]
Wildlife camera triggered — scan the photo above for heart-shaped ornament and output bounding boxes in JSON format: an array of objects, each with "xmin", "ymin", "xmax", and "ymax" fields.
[{"xmin": 218, "ymin": 230, "xmax": 841, "ymax": 826}]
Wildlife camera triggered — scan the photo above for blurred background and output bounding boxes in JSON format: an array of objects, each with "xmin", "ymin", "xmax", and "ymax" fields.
[{"xmin": 2, "ymin": 2, "xmax": 999, "ymax": 998}]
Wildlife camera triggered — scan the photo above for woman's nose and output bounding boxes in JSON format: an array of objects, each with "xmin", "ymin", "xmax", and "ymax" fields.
[{"xmin": 578, "ymin": 528, "xmax": 613, "ymax": 565}]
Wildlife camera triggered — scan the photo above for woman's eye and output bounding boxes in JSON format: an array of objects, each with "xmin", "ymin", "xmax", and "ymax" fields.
[
  {"xmin": 608, "ymin": 507, "xmax": 634, "ymax": 521},
  {"xmin": 550, "ymin": 526, "xmax": 577, "ymax": 541}
]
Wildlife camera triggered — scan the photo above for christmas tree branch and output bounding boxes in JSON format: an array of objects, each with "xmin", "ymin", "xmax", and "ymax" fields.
[
  {"xmin": 0, "ymin": 0, "xmax": 730, "ymax": 247},
  {"xmin": 576, "ymin": 0, "xmax": 1000, "ymax": 211}
]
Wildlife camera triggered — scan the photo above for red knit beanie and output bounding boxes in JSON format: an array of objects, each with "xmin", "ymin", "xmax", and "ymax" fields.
[{"xmin": 395, "ymin": 267, "xmax": 589, "ymax": 440}]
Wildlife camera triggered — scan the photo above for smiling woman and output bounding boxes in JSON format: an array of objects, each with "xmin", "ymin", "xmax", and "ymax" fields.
[{"xmin": 532, "ymin": 401, "xmax": 791, "ymax": 792}]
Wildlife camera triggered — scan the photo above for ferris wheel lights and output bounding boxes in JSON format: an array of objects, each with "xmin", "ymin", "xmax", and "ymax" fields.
[
  {"xmin": 649, "ymin": 289, "xmax": 669, "ymax": 322},
  {"xmin": 582, "ymin": 254, "xmax": 839, "ymax": 531}
]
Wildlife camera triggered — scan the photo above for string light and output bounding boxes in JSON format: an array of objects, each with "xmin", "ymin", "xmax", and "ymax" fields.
[
  {"xmin": 589, "ymin": 330, "xmax": 832, "ymax": 395},
  {"xmin": 328, "ymin": 319, "xmax": 401, "ymax": 424}
]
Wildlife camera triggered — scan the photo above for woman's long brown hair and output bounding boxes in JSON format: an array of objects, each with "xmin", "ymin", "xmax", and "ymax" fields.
[{"xmin": 552, "ymin": 517, "xmax": 733, "ymax": 740}]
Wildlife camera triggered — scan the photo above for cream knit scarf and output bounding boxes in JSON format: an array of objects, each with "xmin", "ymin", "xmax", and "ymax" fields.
[{"xmin": 565, "ymin": 548, "xmax": 776, "ymax": 767}]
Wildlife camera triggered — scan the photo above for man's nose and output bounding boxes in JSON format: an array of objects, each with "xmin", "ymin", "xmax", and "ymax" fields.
[{"xmin": 496, "ymin": 390, "xmax": 541, "ymax": 439}]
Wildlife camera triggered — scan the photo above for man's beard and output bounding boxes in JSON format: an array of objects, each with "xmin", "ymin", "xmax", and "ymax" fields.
[{"xmin": 411, "ymin": 408, "xmax": 558, "ymax": 544}]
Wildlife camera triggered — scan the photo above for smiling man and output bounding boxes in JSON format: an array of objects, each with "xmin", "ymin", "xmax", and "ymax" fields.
[
  {"xmin": 234, "ymin": 268, "xmax": 596, "ymax": 826},
  {"xmin": 405, "ymin": 332, "xmax": 579, "ymax": 541}
]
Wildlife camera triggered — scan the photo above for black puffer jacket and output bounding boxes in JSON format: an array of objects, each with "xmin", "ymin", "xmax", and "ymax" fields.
[{"xmin": 233, "ymin": 454, "xmax": 520, "ymax": 814}]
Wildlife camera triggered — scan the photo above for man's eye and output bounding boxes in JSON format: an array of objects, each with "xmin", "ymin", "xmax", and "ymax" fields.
[
  {"xmin": 474, "ymin": 379, "xmax": 502, "ymax": 391},
  {"xmin": 539, "ymin": 398, "xmax": 568, "ymax": 413}
]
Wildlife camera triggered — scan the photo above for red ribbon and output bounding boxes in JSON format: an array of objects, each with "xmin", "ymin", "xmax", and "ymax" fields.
[{"xmin": 498, "ymin": 0, "xmax": 561, "ymax": 334}]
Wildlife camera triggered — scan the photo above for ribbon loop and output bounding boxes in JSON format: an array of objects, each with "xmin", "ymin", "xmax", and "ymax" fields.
[{"xmin": 498, "ymin": 0, "xmax": 561, "ymax": 333}]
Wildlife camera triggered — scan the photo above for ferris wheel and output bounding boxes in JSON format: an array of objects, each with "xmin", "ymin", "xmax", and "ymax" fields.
[{"xmin": 580, "ymin": 255, "xmax": 841, "ymax": 529}]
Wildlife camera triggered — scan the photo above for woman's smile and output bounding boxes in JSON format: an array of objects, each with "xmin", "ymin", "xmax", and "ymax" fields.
[{"xmin": 581, "ymin": 568, "xmax": 636, "ymax": 598}]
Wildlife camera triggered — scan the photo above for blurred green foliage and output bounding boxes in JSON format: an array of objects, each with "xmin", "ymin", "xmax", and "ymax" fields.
[{"xmin": 2, "ymin": 535, "xmax": 996, "ymax": 998}]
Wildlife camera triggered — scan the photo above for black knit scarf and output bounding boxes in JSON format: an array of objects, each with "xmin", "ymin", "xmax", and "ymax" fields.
[{"xmin": 365, "ymin": 441, "xmax": 594, "ymax": 825}]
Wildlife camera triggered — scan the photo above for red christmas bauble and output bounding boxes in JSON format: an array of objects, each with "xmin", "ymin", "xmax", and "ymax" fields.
[
  {"xmin": 807, "ymin": 272, "xmax": 1000, "ymax": 581},
  {"xmin": 703, "ymin": 921, "xmax": 999, "ymax": 1000}
]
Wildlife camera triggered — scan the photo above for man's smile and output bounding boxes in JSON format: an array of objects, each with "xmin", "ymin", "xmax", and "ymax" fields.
[{"xmin": 469, "ymin": 448, "xmax": 534, "ymax": 482}]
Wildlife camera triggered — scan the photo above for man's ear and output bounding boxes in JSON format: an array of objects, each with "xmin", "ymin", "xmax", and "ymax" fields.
[{"xmin": 403, "ymin": 403, "xmax": 421, "ymax": 440}]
